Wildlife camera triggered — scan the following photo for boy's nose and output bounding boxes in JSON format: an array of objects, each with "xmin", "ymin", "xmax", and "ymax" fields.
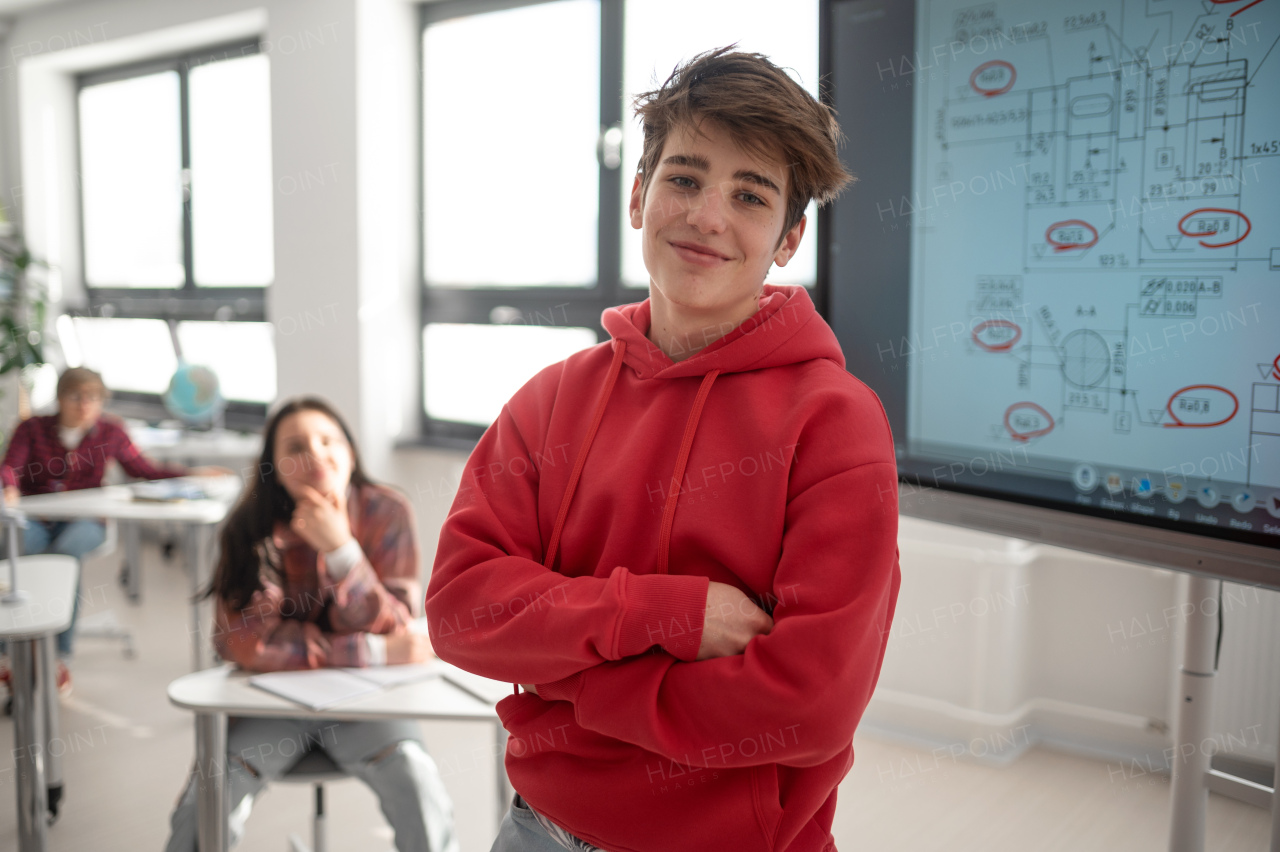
[{"xmin": 687, "ymin": 186, "xmax": 728, "ymax": 232}]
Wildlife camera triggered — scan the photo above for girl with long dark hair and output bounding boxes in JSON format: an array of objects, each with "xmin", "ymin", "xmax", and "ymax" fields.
[{"xmin": 165, "ymin": 396, "xmax": 457, "ymax": 852}]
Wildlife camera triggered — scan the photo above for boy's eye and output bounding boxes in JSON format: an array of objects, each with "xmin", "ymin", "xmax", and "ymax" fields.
[
  {"xmin": 671, "ymin": 175, "xmax": 697, "ymax": 189},
  {"xmin": 739, "ymin": 192, "xmax": 765, "ymax": 206}
]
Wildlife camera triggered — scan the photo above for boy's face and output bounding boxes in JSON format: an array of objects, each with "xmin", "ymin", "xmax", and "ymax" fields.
[
  {"xmin": 630, "ymin": 119, "xmax": 805, "ymax": 321},
  {"xmin": 57, "ymin": 384, "xmax": 105, "ymax": 430}
]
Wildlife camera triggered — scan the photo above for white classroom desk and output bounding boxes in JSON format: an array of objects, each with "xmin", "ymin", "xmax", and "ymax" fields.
[
  {"xmin": 168, "ymin": 663, "xmax": 511, "ymax": 852},
  {"xmin": 0, "ymin": 554, "xmax": 78, "ymax": 852},
  {"xmin": 16, "ymin": 476, "xmax": 241, "ymax": 670},
  {"xmin": 123, "ymin": 426, "xmax": 260, "ymax": 598},
  {"xmin": 127, "ymin": 425, "xmax": 261, "ymax": 467}
]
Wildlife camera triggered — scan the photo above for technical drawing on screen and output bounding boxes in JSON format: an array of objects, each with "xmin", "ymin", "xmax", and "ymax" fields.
[{"xmin": 906, "ymin": 0, "xmax": 1280, "ymax": 540}]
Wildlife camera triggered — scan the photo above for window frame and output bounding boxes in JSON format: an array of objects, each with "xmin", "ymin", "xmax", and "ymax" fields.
[
  {"xmin": 417, "ymin": 0, "xmax": 626, "ymax": 444},
  {"xmin": 74, "ymin": 40, "xmax": 272, "ymax": 427},
  {"xmin": 416, "ymin": 0, "xmax": 833, "ymax": 445}
]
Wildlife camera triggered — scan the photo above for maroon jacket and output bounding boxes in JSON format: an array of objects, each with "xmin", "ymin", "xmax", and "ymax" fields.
[{"xmin": 1, "ymin": 414, "xmax": 184, "ymax": 495}]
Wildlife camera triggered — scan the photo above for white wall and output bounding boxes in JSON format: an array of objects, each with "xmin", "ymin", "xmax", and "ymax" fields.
[
  {"xmin": 353, "ymin": 0, "xmax": 421, "ymax": 476},
  {"xmin": 2, "ymin": 0, "xmax": 1274, "ymax": 794}
]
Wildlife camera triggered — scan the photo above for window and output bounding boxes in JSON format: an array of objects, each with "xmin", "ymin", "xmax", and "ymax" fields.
[
  {"xmin": 62, "ymin": 317, "xmax": 178, "ymax": 395},
  {"xmin": 74, "ymin": 42, "xmax": 274, "ymax": 427},
  {"xmin": 420, "ymin": 0, "xmax": 822, "ymax": 441},
  {"xmin": 59, "ymin": 316, "xmax": 277, "ymax": 410},
  {"xmin": 174, "ymin": 321, "xmax": 277, "ymax": 404}
]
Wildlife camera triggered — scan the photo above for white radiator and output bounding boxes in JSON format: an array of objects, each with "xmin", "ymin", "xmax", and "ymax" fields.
[{"xmin": 1212, "ymin": 583, "xmax": 1280, "ymax": 768}]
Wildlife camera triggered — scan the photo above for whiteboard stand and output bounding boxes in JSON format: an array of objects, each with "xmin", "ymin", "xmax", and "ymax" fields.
[{"xmin": 1169, "ymin": 574, "xmax": 1218, "ymax": 852}]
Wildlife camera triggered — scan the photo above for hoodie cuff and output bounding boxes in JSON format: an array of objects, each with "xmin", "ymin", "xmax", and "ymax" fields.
[
  {"xmin": 616, "ymin": 572, "xmax": 709, "ymax": 662},
  {"xmin": 538, "ymin": 671, "xmax": 586, "ymax": 703}
]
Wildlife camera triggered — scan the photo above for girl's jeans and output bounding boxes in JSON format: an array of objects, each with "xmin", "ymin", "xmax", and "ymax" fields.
[{"xmin": 165, "ymin": 716, "xmax": 459, "ymax": 852}]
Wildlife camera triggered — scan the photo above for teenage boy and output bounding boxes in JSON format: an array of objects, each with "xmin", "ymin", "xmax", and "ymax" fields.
[{"xmin": 428, "ymin": 48, "xmax": 900, "ymax": 852}]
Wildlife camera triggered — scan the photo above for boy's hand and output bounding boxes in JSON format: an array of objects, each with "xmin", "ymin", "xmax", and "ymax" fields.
[
  {"xmin": 696, "ymin": 581, "xmax": 773, "ymax": 661},
  {"xmin": 290, "ymin": 485, "xmax": 352, "ymax": 554},
  {"xmin": 3, "ymin": 486, "xmax": 20, "ymax": 507}
]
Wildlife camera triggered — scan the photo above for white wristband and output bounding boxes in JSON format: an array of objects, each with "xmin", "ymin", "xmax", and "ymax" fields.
[
  {"xmin": 365, "ymin": 634, "xmax": 387, "ymax": 666},
  {"xmin": 324, "ymin": 539, "xmax": 364, "ymax": 579}
]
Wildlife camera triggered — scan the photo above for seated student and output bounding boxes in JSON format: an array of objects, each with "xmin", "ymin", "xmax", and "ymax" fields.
[
  {"xmin": 0, "ymin": 366, "xmax": 224, "ymax": 693},
  {"xmin": 165, "ymin": 396, "xmax": 457, "ymax": 852},
  {"xmin": 427, "ymin": 48, "xmax": 900, "ymax": 851}
]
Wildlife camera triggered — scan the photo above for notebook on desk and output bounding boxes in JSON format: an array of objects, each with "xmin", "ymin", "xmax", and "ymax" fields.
[
  {"xmin": 248, "ymin": 663, "xmax": 443, "ymax": 711},
  {"xmin": 130, "ymin": 479, "xmax": 209, "ymax": 503}
]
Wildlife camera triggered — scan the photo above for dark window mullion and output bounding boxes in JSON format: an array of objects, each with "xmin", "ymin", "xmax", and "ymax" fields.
[
  {"xmin": 423, "ymin": 289, "xmax": 609, "ymax": 331},
  {"xmin": 597, "ymin": 0, "xmax": 625, "ymax": 304},
  {"xmin": 83, "ymin": 288, "xmax": 266, "ymax": 322},
  {"xmin": 815, "ymin": 0, "xmax": 835, "ymax": 318},
  {"xmin": 178, "ymin": 58, "xmax": 194, "ymax": 292}
]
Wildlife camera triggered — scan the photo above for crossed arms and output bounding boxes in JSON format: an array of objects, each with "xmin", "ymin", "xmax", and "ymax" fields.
[{"xmin": 426, "ymin": 393, "xmax": 901, "ymax": 770}]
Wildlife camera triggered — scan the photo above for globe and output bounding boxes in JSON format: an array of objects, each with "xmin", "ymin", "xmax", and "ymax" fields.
[{"xmin": 163, "ymin": 363, "xmax": 226, "ymax": 427}]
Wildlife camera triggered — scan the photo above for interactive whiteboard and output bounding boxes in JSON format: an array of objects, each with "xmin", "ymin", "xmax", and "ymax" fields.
[{"xmin": 826, "ymin": 0, "xmax": 1280, "ymax": 586}]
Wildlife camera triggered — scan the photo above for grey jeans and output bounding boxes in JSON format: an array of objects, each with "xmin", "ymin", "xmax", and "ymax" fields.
[
  {"xmin": 490, "ymin": 795, "xmax": 604, "ymax": 852},
  {"xmin": 165, "ymin": 716, "xmax": 458, "ymax": 852}
]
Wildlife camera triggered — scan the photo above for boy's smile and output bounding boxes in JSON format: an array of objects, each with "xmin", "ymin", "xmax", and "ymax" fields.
[{"xmin": 630, "ymin": 119, "xmax": 806, "ymax": 359}]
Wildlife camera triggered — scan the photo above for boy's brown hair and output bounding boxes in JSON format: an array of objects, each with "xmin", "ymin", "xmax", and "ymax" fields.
[
  {"xmin": 632, "ymin": 46, "xmax": 854, "ymax": 240},
  {"xmin": 56, "ymin": 367, "xmax": 108, "ymax": 400}
]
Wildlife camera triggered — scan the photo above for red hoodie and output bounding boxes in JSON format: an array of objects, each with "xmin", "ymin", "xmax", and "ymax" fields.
[{"xmin": 428, "ymin": 285, "xmax": 900, "ymax": 852}]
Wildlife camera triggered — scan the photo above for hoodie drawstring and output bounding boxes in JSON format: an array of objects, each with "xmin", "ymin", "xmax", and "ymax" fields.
[
  {"xmin": 656, "ymin": 369, "xmax": 720, "ymax": 574},
  {"xmin": 543, "ymin": 340, "xmax": 627, "ymax": 571},
  {"xmin": 541, "ymin": 339, "xmax": 720, "ymax": 579}
]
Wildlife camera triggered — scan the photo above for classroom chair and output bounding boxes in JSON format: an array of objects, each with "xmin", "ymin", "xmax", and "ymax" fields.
[{"xmin": 282, "ymin": 745, "xmax": 346, "ymax": 852}]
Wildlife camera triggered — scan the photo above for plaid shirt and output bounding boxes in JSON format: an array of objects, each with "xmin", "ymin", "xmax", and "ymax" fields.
[
  {"xmin": 214, "ymin": 483, "xmax": 422, "ymax": 671},
  {"xmin": 1, "ymin": 414, "xmax": 184, "ymax": 494}
]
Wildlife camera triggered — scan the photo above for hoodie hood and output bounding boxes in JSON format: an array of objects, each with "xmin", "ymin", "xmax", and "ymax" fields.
[
  {"xmin": 601, "ymin": 284, "xmax": 845, "ymax": 379},
  {"xmin": 546, "ymin": 284, "xmax": 849, "ymax": 577}
]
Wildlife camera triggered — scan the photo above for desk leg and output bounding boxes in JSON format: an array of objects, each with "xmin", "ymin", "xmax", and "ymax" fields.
[
  {"xmin": 187, "ymin": 524, "xmax": 212, "ymax": 671},
  {"xmin": 493, "ymin": 719, "xmax": 512, "ymax": 827},
  {"xmin": 123, "ymin": 521, "xmax": 142, "ymax": 603},
  {"xmin": 37, "ymin": 636, "xmax": 62, "ymax": 821},
  {"xmin": 194, "ymin": 711, "xmax": 227, "ymax": 852},
  {"xmin": 11, "ymin": 637, "xmax": 48, "ymax": 851}
]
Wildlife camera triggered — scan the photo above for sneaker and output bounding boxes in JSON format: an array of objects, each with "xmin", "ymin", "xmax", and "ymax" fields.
[
  {"xmin": 0, "ymin": 661, "xmax": 9, "ymax": 694},
  {"xmin": 56, "ymin": 661, "xmax": 72, "ymax": 698}
]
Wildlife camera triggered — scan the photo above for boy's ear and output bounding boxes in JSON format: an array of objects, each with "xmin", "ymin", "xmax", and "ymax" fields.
[
  {"xmin": 772, "ymin": 215, "xmax": 807, "ymax": 267},
  {"xmin": 628, "ymin": 174, "xmax": 644, "ymax": 230}
]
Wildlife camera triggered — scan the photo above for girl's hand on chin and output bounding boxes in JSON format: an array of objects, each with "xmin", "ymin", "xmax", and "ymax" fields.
[{"xmin": 289, "ymin": 484, "xmax": 352, "ymax": 553}]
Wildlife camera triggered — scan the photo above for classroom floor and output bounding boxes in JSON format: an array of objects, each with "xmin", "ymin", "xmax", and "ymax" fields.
[{"xmin": 0, "ymin": 538, "xmax": 1271, "ymax": 852}]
